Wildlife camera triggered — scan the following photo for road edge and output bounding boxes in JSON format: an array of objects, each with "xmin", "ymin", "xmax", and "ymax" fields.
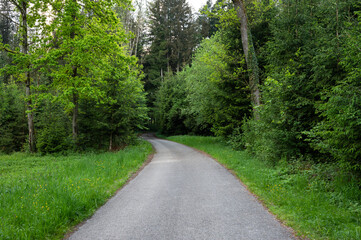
[
  {"xmin": 160, "ymin": 136, "xmax": 308, "ymax": 240},
  {"xmin": 62, "ymin": 142, "xmax": 155, "ymax": 240}
]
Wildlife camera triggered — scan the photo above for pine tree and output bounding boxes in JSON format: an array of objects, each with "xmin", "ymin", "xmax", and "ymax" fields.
[
  {"xmin": 0, "ymin": 0, "xmax": 16, "ymax": 84},
  {"xmin": 196, "ymin": 0, "xmax": 219, "ymax": 40},
  {"xmin": 144, "ymin": 0, "xmax": 196, "ymax": 124}
]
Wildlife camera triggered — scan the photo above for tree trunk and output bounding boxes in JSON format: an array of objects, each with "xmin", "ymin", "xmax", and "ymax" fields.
[
  {"xmin": 72, "ymin": 91, "xmax": 78, "ymax": 142},
  {"xmin": 134, "ymin": 26, "xmax": 140, "ymax": 57},
  {"xmin": 70, "ymin": 3, "xmax": 78, "ymax": 143},
  {"xmin": 26, "ymin": 73, "xmax": 36, "ymax": 152},
  {"xmin": 177, "ymin": 47, "xmax": 180, "ymax": 73},
  {"xmin": 21, "ymin": 1, "xmax": 36, "ymax": 152},
  {"xmin": 336, "ymin": 0, "xmax": 340, "ymax": 68},
  {"xmin": 232, "ymin": 0, "xmax": 261, "ymax": 119},
  {"xmin": 109, "ymin": 132, "xmax": 113, "ymax": 151}
]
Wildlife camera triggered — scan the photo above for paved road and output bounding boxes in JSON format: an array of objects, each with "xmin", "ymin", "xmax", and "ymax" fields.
[{"xmin": 67, "ymin": 137, "xmax": 295, "ymax": 240}]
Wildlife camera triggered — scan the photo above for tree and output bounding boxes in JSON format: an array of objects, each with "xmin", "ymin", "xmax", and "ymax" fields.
[
  {"xmin": 310, "ymin": 9, "xmax": 361, "ymax": 172},
  {"xmin": 232, "ymin": 0, "xmax": 261, "ymax": 117},
  {"xmin": 144, "ymin": 0, "xmax": 197, "ymax": 123},
  {"xmin": 155, "ymin": 31, "xmax": 251, "ymax": 137},
  {"xmin": 196, "ymin": 0, "xmax": 219, "ymax": 41},
  {"xmin": 0, "ymin": 82, "xmax": 26, "ymax": 153},
  {"xmin": 78, "ymin": 63, "xmax": 148, "ymax": 151},
  {"xmin": 0, "ymin": 0, "xmax": 52, "ymax": 152},
  {"xmin": 0, "ymin": 0, "xmax": 16, "ymax": 84},
  {"xmin": 155, "ymin": 72, "xmax": 188, "ymax": 135},
  {"xmin": 143, "ymin": 0, "xmax": 168, "ymax": 107},
  {"xmin": 183, "ymin": 32, "xmax": 250, "ymax": 137},
  {"xmin": 46, "ymin": 0, "xmax": 134, "ymax": 144},
  {"xmin": 241, "ymin": 0, "xmax": 358, "ymax": 163}
]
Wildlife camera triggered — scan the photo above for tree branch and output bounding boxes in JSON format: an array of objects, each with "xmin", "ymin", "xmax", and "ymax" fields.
[
  {"xmin": 8, "ymin": 0, "xmax": 21, "ymax": 12},
  {"xmin": 0, "ymin": 44, "xmax": 19, "ymax": 54},
  {"xmin": 0, "ymin": 11, "xmax": 20, "ymax": 26}
]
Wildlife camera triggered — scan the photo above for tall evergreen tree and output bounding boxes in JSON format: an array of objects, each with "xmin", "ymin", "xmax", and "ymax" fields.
[
  {"xmin": 310, "ymin": 5, "xmax": 361, "ymax": 172},
  {"xmin": 0, "ymin": 0, "xmax": 16, "ymax": 84},
  {"xmin": 196, "ymin": 0, "xmax": 219, "ymax": 40},
  {"xmin": 144, "ymin": 0, "xmax": 196, "ymax": 121}
]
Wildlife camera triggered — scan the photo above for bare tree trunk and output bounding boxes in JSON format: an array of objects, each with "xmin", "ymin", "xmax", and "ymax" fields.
[
  {"xmin": 21, "ymin": 0, "xmax": 36, "ymax": 152},
  {"xmin": 232, "ymin": 0, "xmax": 261, "ymax": 119}
]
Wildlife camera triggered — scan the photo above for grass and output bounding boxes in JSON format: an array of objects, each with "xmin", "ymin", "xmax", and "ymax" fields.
[
  {"xmin": 0, "ymin": 139, "xmax": 153, "ymax": 240},
  {"xmin": 167, "ymin": 135, "xmax": 361, "ymax": 240}
]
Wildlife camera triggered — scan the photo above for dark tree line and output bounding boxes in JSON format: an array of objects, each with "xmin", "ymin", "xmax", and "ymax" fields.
[{"xmin": 153, "ymin": 0, "xmax": 361, "ymax": 174}]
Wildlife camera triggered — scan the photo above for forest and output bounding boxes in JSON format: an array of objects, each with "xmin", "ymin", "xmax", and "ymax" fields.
[
  {"xmin": 1, "ymin": 0, "xmax": 361, "ymax": 238},
  {"xmin": 147, "ymin": 0, "xmax": 361, "ymax": 176},
  {"xmin": 1, "ymin": 0, "xmax": 361, "ymax": 175}
]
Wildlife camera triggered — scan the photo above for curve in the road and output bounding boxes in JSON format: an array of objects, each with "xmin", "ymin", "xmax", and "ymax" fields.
[{"xmin": 67, "ymin": 137, "xmax": 295, "ymax": 240}]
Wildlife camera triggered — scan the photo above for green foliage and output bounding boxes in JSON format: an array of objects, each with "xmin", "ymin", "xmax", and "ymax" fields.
[
  {"xmin": 0, "ymin": 0, "xmax": 149, "ymax": 153},
  {"xmin": 0, "ymin": 83, "xmax": 26, "ymax": 153},
  {"xmin": 167, "ymin": 135, "xmax": 361, "ymax": 240},
  {"xmin": 46, "ymin": 0, "xmax": 134, "ymax": 111},
  {"xmin": 309, "ymin": 11, "xmax": 361, "ymax": 172},
  {"xmin": 78, "ymin": 72, "xmax": 148, "ymax": 149},
  {"xmin": 35, "ymin": 99, "xmax": 72, "ymax": 154},
  {"xmin": 243, "ymin": 73, "xmax": 309, "ymax": 163},
  {"xmin": 155, "ymin": 72, "xmax": 188, "ymax": 135},
  {"xmin": 196, "ymin": 0, "xmax": 220, "ymax": 40},
  {"xmin": 143, "ymin": 0, "xmax": 197, "ymax": 119},
  {"xmin": 184, "ymin": 33, "xmax": 250, "ymax": 137},
  {"xmin": 242, "ymin": 0, "xmax": 356, "ymax": 164},
  {"xmin": 0, "ymin": 140, "xmax": 152, "ymax": 239},
  {"xmin": 155, "ymin": 31, "xmax": 251, "ymax": 136}
]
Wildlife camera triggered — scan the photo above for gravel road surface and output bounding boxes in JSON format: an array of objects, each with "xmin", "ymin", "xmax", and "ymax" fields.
[{"xmin": 67, "ymin": 136, "xmax": 295, "ymax": 240}]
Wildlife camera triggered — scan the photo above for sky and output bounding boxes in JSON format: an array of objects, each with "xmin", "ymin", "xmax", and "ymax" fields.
[
  {"xmin": 139, "ymin": 0, "xmax": 214, "ymax": 13},
  {"xmin": 187, "ymin": 0, "xmax": 213, "ymax": 12}
]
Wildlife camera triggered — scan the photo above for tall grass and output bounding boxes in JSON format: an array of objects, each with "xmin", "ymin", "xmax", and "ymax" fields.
[
  {"xmin": 0, "ymin": 140, "xmax": 152, "ymax": 240},
  {"xmin": 167, "ymin": 135, "xmax": 361, "ymax": 240}
]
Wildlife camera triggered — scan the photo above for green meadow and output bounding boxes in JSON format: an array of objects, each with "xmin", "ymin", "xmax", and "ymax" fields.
[{"xmin": 0, "ymin": 140, "xmax": 152, "ymax": 239}]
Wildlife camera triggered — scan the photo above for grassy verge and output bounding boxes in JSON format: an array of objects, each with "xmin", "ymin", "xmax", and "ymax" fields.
[
  {"xmin": 167, "ymin": 135, "xmax": 361, "ymax": 240},
  {"xmin": 0, "ymin": 139, "xmax": 153, "ymax": 240}
]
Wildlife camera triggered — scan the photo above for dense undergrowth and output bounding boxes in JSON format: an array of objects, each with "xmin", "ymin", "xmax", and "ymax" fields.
[
  {"xmin": 167, "ymin": 135, "xmax": 361, "ymax": 240},
  {"xmin": 0, "ymin": 140, "xmax": 152, "ymax": 239}
]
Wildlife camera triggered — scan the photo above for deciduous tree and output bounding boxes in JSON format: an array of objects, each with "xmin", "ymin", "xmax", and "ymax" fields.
[
  {"xmin": 232, "ymin": 0, "xmax": 260, "ymax": 117},
  {"xmin": 46, "ymin": 0, "xmax": 134, "ymax": 144}
]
